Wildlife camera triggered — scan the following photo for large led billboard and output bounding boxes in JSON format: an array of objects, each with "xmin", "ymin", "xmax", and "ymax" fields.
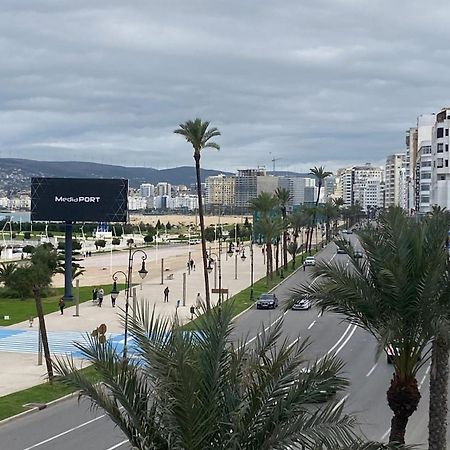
[{"xmin": 31, "ymin": 178, "xmax": 128, "ymax": 222}]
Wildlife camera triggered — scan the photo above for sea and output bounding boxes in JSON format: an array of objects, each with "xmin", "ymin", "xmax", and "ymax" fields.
[{"xmin": 0, "ymin": 211, "xmax": 31, "ymax": 223}]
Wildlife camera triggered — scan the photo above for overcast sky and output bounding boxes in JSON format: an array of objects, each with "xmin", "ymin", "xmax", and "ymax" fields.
[{"xmin": 0, "ymin": 0, "xmax": 449, "ymax": 173}]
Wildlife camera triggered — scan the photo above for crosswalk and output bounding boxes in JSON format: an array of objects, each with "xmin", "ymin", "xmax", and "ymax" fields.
[{"xmin": 0, "ymin": 329, "xmax": 124, "ymax": 357}]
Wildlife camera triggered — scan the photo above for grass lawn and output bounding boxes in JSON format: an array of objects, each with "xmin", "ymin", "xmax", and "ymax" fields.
[
  {"xmin": 0, "ymin": 366, "xmax": 99, "ymax": 421},
  {"xmin": 0, "ymin": 283, "xmax": 125, "ymax": 326}
]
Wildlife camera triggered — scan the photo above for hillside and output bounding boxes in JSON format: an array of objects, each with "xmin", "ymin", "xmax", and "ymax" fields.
[{"xmin": 0, "ymin": 158, "xmax": 233, "ymax": 194}]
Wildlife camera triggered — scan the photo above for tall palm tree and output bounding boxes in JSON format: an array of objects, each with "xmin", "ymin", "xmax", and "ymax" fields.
[
  {"xmin": 174, "ymin": 119, "xmax": 220, "ymax": 310},
  {"xmin": 424, "ymin": 207, "xmax": 450, "ymax": 450},
  {"xmin": 254, "ymin": 216, "xmax": 282, "ymax": 280},
  {"xmin": 308, "ymin": 166, "xmax": 332, "ymax": 251},
  {"xmin": 54, "ymin": 301, "xmax": 393, "ymax": 450},
  {"xmin": 320, "ymin": 202, "xmax": 339, "ymax": 243},
  {"xmin": 275, "ymin": 187, "xmax": 292, "ymax": 270},
  {"xmin": 332, "ymin": 197, "xmax": 345, "ymax": 236},
  {"xmin": 292, "ymin": 208, "xmax": 443, "ymax": 444}
]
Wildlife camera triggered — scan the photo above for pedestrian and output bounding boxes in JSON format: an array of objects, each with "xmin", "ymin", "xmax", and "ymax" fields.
[
  {"xmin": 303, "ymin": 263, "xmax": 306, "ymax": 272},
  {"xmin": 92, "ymin": 287, "xmax": 98, "ymax": 304},
  {"xmin": 190, "ymin": 259, "xmax": 194, "ymax": 270},
  {"xmin": 193, "ymin": 260, "xmax": 196, "ymax": 271},
  {"xmin": 98, "ymin": 288, "xmax": 104, "ymax": 307},
  {"xmin": 176, "ymin": 299, "xmax": 180, "ymax": 309},
  {"xmin": 164, "ymin": 286, "xmax": 170, "ymax": 302},
  {"xmin": 58, "ymin": 297, "xmax": 65, "ymax": 315},
  {"xmin": 196, "ymin": 292, "xmax": 202, "ymax": 309},
  {"xmin": 187, "ymin": 261, "xmax": 190, "ymax": 271}
]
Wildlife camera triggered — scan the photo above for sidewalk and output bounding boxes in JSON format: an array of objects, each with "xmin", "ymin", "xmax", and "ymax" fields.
[{"xmin": 0, "ymin": 242, "xmax": 271, "ymax": 395}]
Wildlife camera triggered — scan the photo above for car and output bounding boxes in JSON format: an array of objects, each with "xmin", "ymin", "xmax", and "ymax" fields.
[
  {"xmin": 336, "ymin": 247, "xmax": 346, "ymax": 254},
  {"xmin": 342, "ymin": 229, "xmax": 348, "ymax": 234},
  {"xmin": 292, "ymin": 296, "xmax": 312, "ymax": 310},
  {"xmin": 347, "ymin": 229, "xmax": 354, "ymax": 234},
  {"xmin": 256, "ymin": 293, "xmax": 278, "ymax": 309},
  {"xmin": 354, "ymin": 250, "xmax": 363, "ymax": 258},
  {"xmin": 304, "ymin": 256, "xmax": 316, "ymax": 266}
]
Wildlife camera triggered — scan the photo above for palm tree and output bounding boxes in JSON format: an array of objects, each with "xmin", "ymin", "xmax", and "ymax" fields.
[
  {"xmin": 174, "ymin": 118, "xmax": 220, "ymax": 310},
  {"xmin": 287, "ymin": 241, "xmax": 299, "ymax": 269},
  {"xmin": 0, "ymin": 262, "xmax": 17, "ymax": 285},
  {"xmin": 423, "ymin": 207, "xmax": 450, "ymax": 450},
  {"xmin": 54, "ymin": 301, "xmax": 393, "ymax": 450},
  {"xmin": 308, "ymin": 166, "xmax": 332, "ymax": 251},
  {"xmin": 275, "ymin": 187, "xmax": 292, "ymax": 270},
  {"xmin": 320, "ymin": 202, "xmax": 339, "ymax": 243},
  {"xmin": 332, "ymin": 197, "xmax": 345, "ymax": 236},
  {"xmin": 292, "ymin": 208, "xmax": 443, "ymax": 444},
  {"xmin": 254, "ymin": 216, "xmax": 283, "ymax": 281}
]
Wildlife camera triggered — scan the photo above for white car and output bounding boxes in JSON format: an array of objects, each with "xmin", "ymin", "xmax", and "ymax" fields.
[
  {"xmin": 304, "ymin": 256, "xmax": 316, "ymax": 266},
  {"xmin": 292, "ymin": 296, "xmax": 312, "ymax": 310}
]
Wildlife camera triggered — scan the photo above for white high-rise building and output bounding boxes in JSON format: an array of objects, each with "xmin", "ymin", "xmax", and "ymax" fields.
[
  {"xmin": 385, "ymin": 153, "xmax": 405, "ymax": 207},
  {"xmin": 431, "ymin": 107, "xmax": 450, "ymax": 209},
  {"xmin": 415, "ymin": 114, "xmax": 435, "ymax": 214},
  {"xmin": 156, "ymin": 182, "xmax": 172, "ymax": 197},
  {"xmin": 139, "ymin": 183, "xmax": 155, "ymax": 198},
  {"xmin": 278, "ymin": 176, "xmax": 317, "ymax": 208}
]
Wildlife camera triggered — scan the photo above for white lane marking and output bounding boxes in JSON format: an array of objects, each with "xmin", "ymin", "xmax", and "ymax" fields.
[
  {"xmin": 381, "ymin": 428, "xmax": 390, "ymax": 441},
  {"xmin": 366, "ymin": 363, "xmax": 378, "ymax": 377},
  {"xmin": 307, "ymin": 320, "xmax": 316, "ymax": 330},
  {"xmin": 23, "ymin": 415, "xmax": 106, "ymax": 449},
  {"xmin": 333, "ymin": 325, "xmax": 357, "ymax": 356},
  {"xmin": 325, "ymin": 323, "xmax": 353, "ymax": 356},
  {"xmin": 287, "ymin": 336, "xmax": 301, "ymax": 349},
  {"xmin": 105, "ymin": 440, "xmax": 129, "ymax": 449},
  {"xmin": 420, "ymin": 365, "xmax": 431, "ymax": 388},
  {"xmin": 331, "ymin": 394, "xmax": 349, "ymax": 412},
  {"xmin": 317, "ymin": 311, "xmax": 323, "ymax": 318}
]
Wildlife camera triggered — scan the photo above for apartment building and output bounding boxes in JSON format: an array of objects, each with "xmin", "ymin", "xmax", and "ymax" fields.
[
  {"xmin": 384, "ymin": 154, "xmax": 405, "ymax": 207},
  {"xmin": 205, "ymin": 174, "xmax": 235, "ymax": 207},
  {"xmin": 278, "ymin": 176, "xmax": 317, "ymax": 209},
  {"xmin": 431, "ymin": 107, "xmax": 450, "ymax": 209}
]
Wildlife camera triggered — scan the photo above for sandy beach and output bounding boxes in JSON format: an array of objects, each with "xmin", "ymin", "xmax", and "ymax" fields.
[{"xmin": 129, "ymin": 213, "xmax": 252, "ymax": 227}]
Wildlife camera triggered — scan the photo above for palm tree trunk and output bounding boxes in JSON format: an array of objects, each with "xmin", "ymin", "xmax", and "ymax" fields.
[
  {"xmin": 194, "ymin": 155, "xmax": 211, "ymax": 310},
  {"xmin": 282, "ymin": 210, "xmax": 288, "ymax": 269},
  {"xmin": 429, "ymin": 333, "xmax": 449, "ymax": 450},
  {"xmin": 387, "ymin": 374, "xmax": 421, "ymax": 444},
  {"xmin": 275, "ymin": 238, "xmax": 279, "ymax": 274},
  {"xmin": 33, "ymin": 286, "xmax": 54, "ymax": 381},
  {"xmin": 266, "ymin": 242, "xmax": 273, "ymax": 280}
]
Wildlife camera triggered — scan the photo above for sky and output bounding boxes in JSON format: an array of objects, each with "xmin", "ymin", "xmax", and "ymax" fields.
[{"xmin": 1, "ymin": 0, "xmax": 449, "ymax": 173}]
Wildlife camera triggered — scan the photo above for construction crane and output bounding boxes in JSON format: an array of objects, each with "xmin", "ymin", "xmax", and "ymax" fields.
[{"xmin": 271, "ymin": 157, "xmax": 281, "ymax": 173}]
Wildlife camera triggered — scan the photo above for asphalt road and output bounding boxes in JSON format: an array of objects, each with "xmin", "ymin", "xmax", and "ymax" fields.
[{"xmin": 0, "ymin": 238, "xmax": 446, "ymax": 449}]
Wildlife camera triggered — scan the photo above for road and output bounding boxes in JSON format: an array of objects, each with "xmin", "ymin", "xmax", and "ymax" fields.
[{"xmin": 0, "ymin": 238, "xmax": 445, "ymax": 449}]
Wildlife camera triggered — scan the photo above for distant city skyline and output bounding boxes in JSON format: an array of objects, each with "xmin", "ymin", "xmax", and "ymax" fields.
[{"xmin": 1, "ymin": 1, "xmax": 449, "ymax": 173}]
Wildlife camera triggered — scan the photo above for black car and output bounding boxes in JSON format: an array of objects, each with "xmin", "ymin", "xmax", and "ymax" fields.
[
  {"xmin": 336, "ymin": 247, "xmax": 346, "ymax": 254},
  {"xmin": 256, "ymin": 293, "xmax": 278, "ymax": 309}
]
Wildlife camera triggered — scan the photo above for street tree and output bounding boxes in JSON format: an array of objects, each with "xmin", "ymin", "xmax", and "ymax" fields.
[
  {"xmin": 174, "ymin": 118, "xmax": 221, "ymax": 310},
  {"xmin": 275, "ymin": 187, "xmax": 292, "ymax": 270},
  {"xmin": 292, "ymin": 208, "xmax": 443, "ymax": 444},
  {"xmin": 54, "ymin": 301, "xmax": 394, "ymax": 450},
  {"xmin": 308, "ymin": 166, "xmax": 332, "ymax": 251}
]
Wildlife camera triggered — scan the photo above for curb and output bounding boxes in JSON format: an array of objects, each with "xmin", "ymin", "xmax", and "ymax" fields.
[{"xmin": 0, "ymin": 391, "xmax": 79, "ymax": 427}]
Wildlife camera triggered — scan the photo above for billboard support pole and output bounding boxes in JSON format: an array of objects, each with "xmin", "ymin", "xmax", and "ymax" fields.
[{"xmin": 63, "ymin": 221, "xmax": 73, "ymax": 300}]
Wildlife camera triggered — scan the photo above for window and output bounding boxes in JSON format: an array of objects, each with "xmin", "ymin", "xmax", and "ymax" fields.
[
  {"xmin": 446, "ymin": 129, "xmax": 449, "ymax": 136},
  {"xmin": 421, "ymin": 172, "xmax": 432, "ymax": 179},
  {"xmin": 420, "ymin": 184, "xmax": 430, "ymax": 191},
  {"xmin": 421, "ymin": 160, "xmax": 432, "ymax": 167},
  {"xmin": 438, "ymin": 143, "xmax": 444, "ymax": 153},
  {"xmin": 437, "ymin": 158, "xmax": 444, "ymax": 168},
  {"xmin": 422, "ymin": 146, "xmax": 432, "ymax": 154},
  {"xmin": 447, "ymin": 144, "xmax": 449, "ymax": 152},
  {"xmin": 420, "ymin": 195, "xmax": 430, "ymax": 203},
  {"xmin": 437, "ymin": 128, "xmax": 444, "ymax": 138},
  {"xmin": 439, "ymin": 175, "xmax": 446, "ymax": 180},
  {"xmin": 446, "ymin": 160, "xmax": 449, "ymax": 167}
]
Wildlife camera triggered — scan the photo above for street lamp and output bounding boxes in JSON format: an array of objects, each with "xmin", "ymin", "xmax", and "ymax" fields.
[
  {"xmin": 240, "ymin": 241, "xmax": 254, "ymax": 300},
  {"xmin": 207, "ymin": 252, "xmax": 219, "ymax": 289},
  {"xmin": 111, "ymin": 244, "xmax": 148, "ymax": 359}
]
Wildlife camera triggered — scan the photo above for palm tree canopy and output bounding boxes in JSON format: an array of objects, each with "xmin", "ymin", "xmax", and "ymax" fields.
[
  {"xmin": 174, "ymin": 118, "xmax": 220, "ymax": 156},
  {"xmin": 248, "ymin": 192, "xmax": 279, "ymax": 219},
  {"xmin": 53, "ymin": 301, "xmax": 391, "ymax": 450},
  {"xmin": 291, "ymin": 208, "xmax": 448, "ymax": 380},
  {"xmin": 275, "ymin": 187, "xmax": 292, "ymax": 209},
  {"xmin": 310, "ymin": 166, "xmax": 333, "ymax": 186}
]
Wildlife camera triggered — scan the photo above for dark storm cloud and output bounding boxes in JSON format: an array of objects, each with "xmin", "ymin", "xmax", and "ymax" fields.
[{"xmin": 1, "ymin": 0, "xmax": 449, "ymax": 172}]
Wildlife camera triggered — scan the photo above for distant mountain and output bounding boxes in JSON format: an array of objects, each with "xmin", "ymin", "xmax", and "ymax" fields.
[{"xmin": 0, "ymin": 158, "xmax": 234, "ymax": 194}]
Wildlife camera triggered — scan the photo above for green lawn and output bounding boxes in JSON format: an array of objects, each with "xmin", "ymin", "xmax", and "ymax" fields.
[
  {"xmin": 0, "ymin": 283, "xmax": 125, "ymax": 326},
  {"xmin": 0, "ymin": 366, "xmax": 99, "ymax": 421}
]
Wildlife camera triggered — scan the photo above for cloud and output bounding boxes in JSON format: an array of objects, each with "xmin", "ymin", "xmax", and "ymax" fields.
[{"xmin": 1, "ymin": 0, "xmax": 449, "ymax": 174}]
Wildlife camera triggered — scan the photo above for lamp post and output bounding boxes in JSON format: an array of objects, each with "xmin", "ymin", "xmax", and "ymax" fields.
[
  {"xmin": 207, "ymin": 251, "xmax": 219, "ymax": 289},
  {"xmin": 240, "ymin": 241, "xmax": 254, "ymax": 300},
  {"xmin": 111, "ymin": 244, "xmax": 148, "ymax": 359}
]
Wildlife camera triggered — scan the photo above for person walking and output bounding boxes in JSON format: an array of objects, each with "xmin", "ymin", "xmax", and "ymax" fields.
[
  {"xmin": 164, "ymin": 286, "xmax": 170, "ymax": 302},
  {"xmin": 196, "ymin": 292, "xmax": 202, "ymax": 309},
  {"xmin": 98, "ymin": 288, "xmax": 104, "ymax": 307},
  {"xmin": 92, "ymin": 287, "xmax": 98, "ymax": 304},
  {"xmin": 58, "ymin": 297, "xmax": 65, "ymax": 315}
]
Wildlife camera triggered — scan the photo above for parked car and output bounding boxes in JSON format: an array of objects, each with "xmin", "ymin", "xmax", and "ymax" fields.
[
  {"xmin": 304, "ymin": 256, "xmax": 316, "ymax": 266},
  {"xmin": 354, "ymin": 250, "xmax": 363, "ymax": 258},
  {"xmin": 256, "ymin": 293, "xmax": 278, "ymax": 309},
  {"xmin": 336, "ymin": 247, "xmax": 346, "ymax": 254},
  {"xmin": 292, "ymin": 296, "xmax": 312, "ymax": 310}
]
